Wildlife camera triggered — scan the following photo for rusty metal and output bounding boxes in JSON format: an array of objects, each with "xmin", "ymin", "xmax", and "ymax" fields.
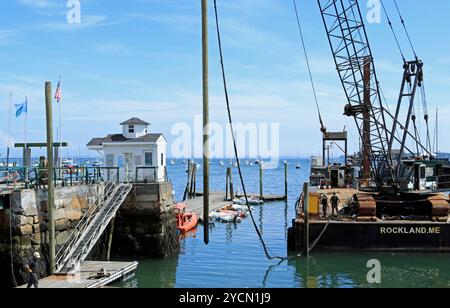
[{"xmin": 355, "ymin": 193, "xmax": 377, "ymax": 218}]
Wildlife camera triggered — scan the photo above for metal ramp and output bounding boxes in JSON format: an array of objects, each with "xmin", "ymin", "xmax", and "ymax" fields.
[{"xmin": 56, "ymin": 180, "xmax": 132, "ymax": 274}]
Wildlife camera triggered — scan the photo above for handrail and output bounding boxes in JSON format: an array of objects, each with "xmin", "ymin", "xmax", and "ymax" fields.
[
  {"xmin": 66, "ymin": 184, "xmax": 132, "ymax": 269},
  {"xmin": 55, "ymin": 176, "xmax": 119, "ymax": 270}
]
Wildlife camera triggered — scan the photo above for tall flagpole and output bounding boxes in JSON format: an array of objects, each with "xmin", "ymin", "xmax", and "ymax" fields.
[
  {"xmin": 59, "ymin": 75, "xmax": 63, "ymax": 166},
  {"xmin": 24, "ymin": 97, "xmax": 28, "ymax": 168},
  {"xmin": 6, "ymin": 93, "xmax": 12, "ymax": 174}
]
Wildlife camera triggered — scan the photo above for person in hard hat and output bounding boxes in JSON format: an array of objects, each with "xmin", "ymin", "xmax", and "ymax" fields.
[
  {"xmin": 321, "ymin": 194, "xmax": 329, "ymax": 218},
  {"xmin": 330, "ymin": 192, "xmax": 340, "ymax": 219},
  {"xmin": 25, "ymin": 252, "xmax": 41, "ymax": 288}
]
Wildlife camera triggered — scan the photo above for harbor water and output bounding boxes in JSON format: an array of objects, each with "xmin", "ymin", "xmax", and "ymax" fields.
[{"xmin": 110, "ymin": 158, "xmax": 450, "ymax": 288}]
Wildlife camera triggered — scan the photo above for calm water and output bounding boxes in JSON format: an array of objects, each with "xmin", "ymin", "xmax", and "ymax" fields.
[{"xmin": 111, "ymin": 158, "xmax": 448, "ymax": 288}]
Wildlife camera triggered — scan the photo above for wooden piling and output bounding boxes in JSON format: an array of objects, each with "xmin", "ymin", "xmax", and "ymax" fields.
[
  {"xmin": 106, "ymin": 216, "xmax": 116, "ymax": 262},
  {"xmin": 259, "ymin": 161, "xmax": 263, "ymax": 200},
  {"xmin": 202, "ymin": 0, "xmax": 210, "ymax": 245},
  {"xmin": 302, "ymin": 182, "xmax": 310, "ymax": 257},
  {"xmin": 284, "ymin": 162, "xmax": 288, "ymax": 200},
  {"xmin": 183, "ymin": 160, "xmax": 192, "ymax": 201},
  {"xmin": 45, "ymin": 81, "xmax": 56, "ymax": 274}
]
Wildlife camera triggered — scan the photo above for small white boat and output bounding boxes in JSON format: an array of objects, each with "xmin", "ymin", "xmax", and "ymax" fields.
[
  {"xmin": 232, "ymin": 204, "xmax": 254, "ymax": 213},
  {"xmin": 233, "ymin": 197, "xmax": 264, "ymax": 206},
  {"xmin": 296, "ymin": 163, "xmax": 302, "ymax": 169},
  {"xmin": 62, "ymin": 159, "xmax": 74, "ymax": 166},
  {"xmin": 219, "ymin": 212, "xmax": 242, "ymax": 223},
  {"xmin": 209, "ymin": 211, "xmax": 243, "ymax": 223},
  {"xmin": 219, "ymin": 161, "xmax": 225, "ymax": 166},
  {"xmin": 171, "ymin": 160, "xmax": 176, "ymax": 165},
  {"xmin": 92, "ymin": 160, "xmax": 103, "ymax": 167}
]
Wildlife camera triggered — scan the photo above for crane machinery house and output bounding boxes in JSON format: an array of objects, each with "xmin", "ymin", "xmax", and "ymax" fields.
[{"xmin": 87, "ymin": 118, "xmax": 167, "ymax": 182}]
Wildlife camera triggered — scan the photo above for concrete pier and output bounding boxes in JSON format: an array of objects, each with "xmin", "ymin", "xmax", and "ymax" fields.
[{"xmin": 17, "ymin": 261, "xmax": 138, "ymax": 288}]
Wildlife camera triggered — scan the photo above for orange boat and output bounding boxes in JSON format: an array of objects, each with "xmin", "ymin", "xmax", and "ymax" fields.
[{"xmin": 174, "ymin": 203, "xmax": 199, "ymax": 232}]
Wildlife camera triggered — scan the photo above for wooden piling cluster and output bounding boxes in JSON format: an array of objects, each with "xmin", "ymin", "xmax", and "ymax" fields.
[
  {"xmin": 225, "ymin": 167, "xmax": 234, "ymax": 201},
  {"xmin": 183, "ymin": 160, "xmax": 198, "ymax": 200},
  {"xmin": 224, "ymin": 161, "xmax": 289, "ymax": 202}
]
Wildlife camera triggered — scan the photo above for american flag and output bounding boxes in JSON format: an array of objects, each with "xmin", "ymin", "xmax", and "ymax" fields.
[{"xmin": 54, "ymin": 77, "xmax": 62, "ymax": 103}]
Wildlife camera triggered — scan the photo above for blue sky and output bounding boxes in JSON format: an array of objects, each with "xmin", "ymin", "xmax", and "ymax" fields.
[{"xmin": 0, "ymin": 0, "xmax": 449, "ymax": 159}]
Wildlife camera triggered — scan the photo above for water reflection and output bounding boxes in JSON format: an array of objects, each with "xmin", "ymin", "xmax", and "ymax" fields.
[{"xmin": 289, "ymin": 253, "xmax": 450, "ymax": 288}]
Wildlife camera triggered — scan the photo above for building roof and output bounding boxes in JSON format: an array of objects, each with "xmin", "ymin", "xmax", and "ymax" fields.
[
  {"xmin": 87, "ymin": 133, "xmax": 164, "ymax": 147},
  {"xmin": 120, "ymin": 117, "xmax": 150, "ymax": 126}
]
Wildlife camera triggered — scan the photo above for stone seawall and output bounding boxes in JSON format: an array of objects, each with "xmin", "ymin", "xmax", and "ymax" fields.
[
  {"xmin": 0, "ymin": 185, "xmax": 103, "ymax": 288},
  {"xmin": 0, "ymin": 181, "xmax": 179, "ymax": 288},
  {"xmin": 113, "ymin": 183, "xmax": 179, "ymax": 258}
]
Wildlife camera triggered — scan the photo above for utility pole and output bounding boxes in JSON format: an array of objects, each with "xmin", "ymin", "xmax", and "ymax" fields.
[
  {"xmin": 202, "ymin": 0, "xmax": 210, "ymax": 245},
  {"xmin": 45, "ymin": 82, "xmax": 56, "ymax": 274}
]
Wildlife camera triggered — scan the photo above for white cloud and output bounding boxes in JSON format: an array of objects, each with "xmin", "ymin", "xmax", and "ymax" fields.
[
  {"xmin": 93, "ymin": 43, "xmax": 129, "ymax": 55},
  {"xmin": 18, "ymin": 0, "xmax": 57, "ymax": 8}
]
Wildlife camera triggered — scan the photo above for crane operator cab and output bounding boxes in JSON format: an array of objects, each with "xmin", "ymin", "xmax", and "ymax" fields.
[{"xmin": 413, "ymin": 163, "xmax": 427, "ymax": 191}]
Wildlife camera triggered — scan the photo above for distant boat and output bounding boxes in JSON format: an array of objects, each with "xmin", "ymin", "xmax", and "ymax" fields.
[
  {"xmin": 85, "ymin": 160, "xmax": 91, "ymax": 165},
  {"xmin": 92, "ymin": 160, "xmax": 103, "ymax": 167},
  {"xmin": 219, "ymin": 161, "xmax": 225, "ymax": 166},
  {"xmin": 254, "ymin": 160, "xmax": 260, "ymax": 165},
  {"xmin": 296, "ymin": 163, "xmax": 302, "ymax": 169},
  {"xmin": 62, "ymin": 159, "xmax": 74, "ymax": 166},
  {"xmin": 171, "ymin": 160, "xmax": 176, "ymax": 165}
]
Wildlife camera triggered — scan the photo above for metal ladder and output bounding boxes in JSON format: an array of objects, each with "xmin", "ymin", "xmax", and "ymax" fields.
[{"xmin": 55, "ymin": 179, "xmax": 132, "ymax": 273}]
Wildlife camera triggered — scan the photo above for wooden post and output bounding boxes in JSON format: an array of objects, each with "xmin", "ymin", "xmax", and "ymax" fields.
[
  {"xmin": 284, "ymin": 162, "xmax": 288, "ymax": 200},
  {"xmin": 229, "ymin": 167, "xmax": 234, "ymax": 200},
  {"xmin": 183, "ymin": 160, "xmax": 191, "ymax": 201},
  {"xmin": 192, "ymin": 163, "xmax": 197, "ymax": 197},
  {"xmin": 259, "ymin": 161, "xmax": 263, "ymax": 200},
  {"xmin": 45, "ymin": 81, "xmax": 56, "ymax": 274},
  {"xmin": 106, "ymin": 216, "xmax": 116, "ymax": 262},
  {"xmin": 202, "ymin": 0, "xmax": 210, "ymax": 245},
  {"xmin": 302, "ymin": 182, "xmax": 310, "ymax": 257},
  {"xmin": 225, "ymin": 167, "xmax": 230, "ymax": 200}
]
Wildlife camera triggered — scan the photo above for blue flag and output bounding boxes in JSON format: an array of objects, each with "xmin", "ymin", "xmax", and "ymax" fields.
[{"xmin": 15, "ymin": 101, "xmax": 27, "ymax": 118}]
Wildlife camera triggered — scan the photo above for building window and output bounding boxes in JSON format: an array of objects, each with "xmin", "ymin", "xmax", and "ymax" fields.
[
  {"xmin": 129, "ymin": 125, "xmax": 135, "ymax": 133},
  {"xmin": 145, "ymin": 152, "xmax": 153, "ymax": 167},
  {"xmin": 106, "ymin": 154, "xmax": 115, "ymax": 167},
  {"xmin": 134, "ymin": 155, "xmax": 143, "ymax": 166},
  {"xmin": 161, "ymin": 153, "xmax": 164, "ymax": 166}
]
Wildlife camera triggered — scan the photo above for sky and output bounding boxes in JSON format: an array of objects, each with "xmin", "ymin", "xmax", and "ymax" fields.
[{"xmin": 0, "ymin": 0, "xmax": 449, "ymax": 159}]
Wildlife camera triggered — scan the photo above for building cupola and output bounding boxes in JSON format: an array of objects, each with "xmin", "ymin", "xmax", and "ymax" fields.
[{"xmin": 120, "ymin": 118, "xmax": 150, "ymax": 139}]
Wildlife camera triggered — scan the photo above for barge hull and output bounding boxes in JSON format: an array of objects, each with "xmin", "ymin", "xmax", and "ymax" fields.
[{"xmin": 288, "ymin": 220, "xmax": 450, "ymax": 252}]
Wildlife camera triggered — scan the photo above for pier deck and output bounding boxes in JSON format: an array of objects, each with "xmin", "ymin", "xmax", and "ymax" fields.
[
  {"xmin": 184, "ymin": 192, "xmax": 287, "ymax": 220},
  {"xmin": 185, "ymin": 193, "xmax": 232, "ymax": 219},
  {"xmin": 18, "ymin": 261, "xmax": 138, "ymax": 289}
]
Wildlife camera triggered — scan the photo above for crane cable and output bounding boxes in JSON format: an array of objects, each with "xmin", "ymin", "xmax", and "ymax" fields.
[
  {"xmin": 380, "ymin": 0, "xmax": 406, "ymax": 63},
  {"xmin": 213, "ymin": 0, "xmax": 286, "ymax": 261},
  {"xmin": 421, "ymin": 82, "xmax": 433, "ymax": 153},
  {"xmin": 393, "ymin": 0, "xmax": 418, "ymax": 60},
  {"xmin": 292, "ymin": 0, "xmax": 326, "ymax": 133}
]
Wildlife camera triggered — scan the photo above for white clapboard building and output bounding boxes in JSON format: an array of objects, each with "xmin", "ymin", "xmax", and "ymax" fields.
[{"xmin": 87, "ymin": 118, "xmax": 167, "ymax": 182}]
